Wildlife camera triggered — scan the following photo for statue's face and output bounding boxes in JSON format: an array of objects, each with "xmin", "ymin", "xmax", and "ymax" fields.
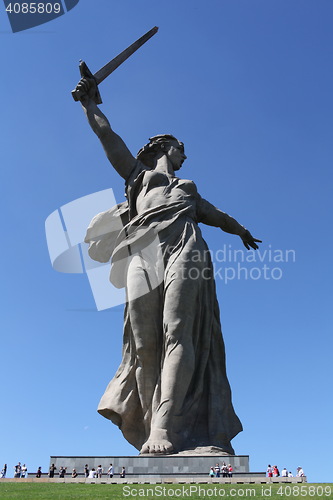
[{"xmin": 166, "ymin": 140, "xmax": 187, "ymax": 170}]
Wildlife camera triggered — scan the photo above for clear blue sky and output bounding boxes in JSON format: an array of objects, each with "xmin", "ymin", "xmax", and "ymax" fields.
[{"xmin": 1, "ymin": 0, "xmax": 332, "ymax": 484}]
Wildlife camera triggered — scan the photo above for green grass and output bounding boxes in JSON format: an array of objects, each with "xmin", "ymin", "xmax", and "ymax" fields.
[
  {"xmin": 0, "ymin": 483, "xmax": 332, "ymax": 500},
  {"xmin": 0, "ymin": 483, "xmax": 333, "ymax": 500}
]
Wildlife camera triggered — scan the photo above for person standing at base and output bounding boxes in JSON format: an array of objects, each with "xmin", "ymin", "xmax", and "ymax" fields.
[
  {"xmin": 84, "ymin": 464, "xmax": 89, "ymax": 478},
  {"xmin": 0, "ymin": 464, "xmax": 7, "ymax": 478},
  {"xmin": 49, "ymin": 463, "xmax": 56, "ymax": 478},
  {"xmin": 36, "ymin": 467, "xmax": 42, "ymax": 478},
  {"xmin": 228, "ymin": 464, "xmax": 233, "ymax": 477},
  {"xmin": 120, "ymin": 466, "xmax": 126, "ymax": 478},
  {"xmin": 296, "ymin": 467, "xmax": 305, "ymax": 477},
  {"xmin": 88, "ymin": 468, "xmax": 96, "ymax": 479},
  {"xmin": 21, "ymin": 464, "xmax": 27, "ymax": 478},
  {"xmin": 14, "ymin": 462, "xmax": 21, "ymax": 478},
  {"xmin": 59, "ymin": 466, "xmax": 66, "ymax": 478},
  {"xmin": 107, "ymin": 463, "xmax": 114, "ymax": 478},
  {"xmin": 267, "ymin": 464, "xmax": 273, "ymax": 478},
  {"xmin": 222, "ymin": 462, "xmax": 228, "ymax": 477}
]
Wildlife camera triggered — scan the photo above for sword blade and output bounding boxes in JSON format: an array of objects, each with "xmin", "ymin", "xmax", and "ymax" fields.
[{"xmin": 94, "ymin": 26, "xmax": 158, "ymax": 84}]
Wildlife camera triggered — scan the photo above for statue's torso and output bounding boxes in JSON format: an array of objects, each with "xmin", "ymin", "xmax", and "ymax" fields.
[{"xmin": 135, "ymin": 169, "xmax": 198, "ymax": 216}]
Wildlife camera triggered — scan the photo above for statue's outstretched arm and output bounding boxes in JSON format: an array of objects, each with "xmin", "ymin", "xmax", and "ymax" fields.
[
  {"xmin": 74, "ymin": 77, "xmax": 136, "ymax": 180},
  {"xmin": 198, "ymin": 197, "xmax": 262, "ymax": 250}
]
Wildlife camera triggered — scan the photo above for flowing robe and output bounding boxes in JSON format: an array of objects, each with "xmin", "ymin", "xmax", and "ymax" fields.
[{"xmin": 85, "ymin": 160, "xmax": 242, "ymax": 453}]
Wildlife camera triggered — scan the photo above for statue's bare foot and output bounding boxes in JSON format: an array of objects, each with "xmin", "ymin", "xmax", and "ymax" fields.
[{"xmin": 140, "ymin": 428, "xmax": 174, "ymax": 455}]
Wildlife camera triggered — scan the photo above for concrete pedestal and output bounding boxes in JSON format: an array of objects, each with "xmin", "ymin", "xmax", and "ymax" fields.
[{"xmin": 50, "ymin": 455, "xmax": 250, "ymax": 478}]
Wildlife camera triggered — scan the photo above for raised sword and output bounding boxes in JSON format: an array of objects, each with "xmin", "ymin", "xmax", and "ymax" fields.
[{"xmin": 72, "ymin": 26, "xmax": 159, "ymax": 104}]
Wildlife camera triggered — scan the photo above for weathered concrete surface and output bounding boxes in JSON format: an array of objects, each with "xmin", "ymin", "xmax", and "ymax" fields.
[
  {"xmin": 50, "ymin": 454, "xmax": 249, "ymax": 477},
  {"xmin": 74, "ymin": 71, "xmax": 261, "ymax": 455}
]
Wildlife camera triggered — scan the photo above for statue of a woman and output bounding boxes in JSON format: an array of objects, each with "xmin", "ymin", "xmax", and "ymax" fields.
[{"xmin": 75, "ymin": 77, "xmax": 261, "ymax": 455}]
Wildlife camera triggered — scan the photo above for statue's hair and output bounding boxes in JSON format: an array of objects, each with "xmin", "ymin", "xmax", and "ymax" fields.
[{"xmin": 136, "ymin": 134, "xmax": 180, "ymax": 168}]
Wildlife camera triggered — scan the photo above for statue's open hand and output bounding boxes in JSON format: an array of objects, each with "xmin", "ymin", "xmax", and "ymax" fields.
[
  {"xmin": 241, "ymin": 230, "xmax": 262, "ymax": 250},
  {"xmin": 74, "ymin": 77, "xmax": 97, "ymax": 102}
]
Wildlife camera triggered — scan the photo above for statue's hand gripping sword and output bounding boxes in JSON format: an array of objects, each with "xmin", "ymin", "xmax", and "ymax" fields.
[{"xmin": 71, "ymin": 26, "xmax": 158, "ymax": 104}]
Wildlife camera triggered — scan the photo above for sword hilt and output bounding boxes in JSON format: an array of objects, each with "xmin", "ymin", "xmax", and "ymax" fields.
[
  {"xmin": 71, "ymin": 60, "xmax": 103, "ymax": 104},
  {"xmin": 71, "ymin": 27, "xmax": 159, "ymax": 104}
]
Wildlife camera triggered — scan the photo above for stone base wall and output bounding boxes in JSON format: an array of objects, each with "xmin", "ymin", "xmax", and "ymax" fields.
[{"xmin": 50, "ymin": 455, "xmax": 250, "ymax": 477}]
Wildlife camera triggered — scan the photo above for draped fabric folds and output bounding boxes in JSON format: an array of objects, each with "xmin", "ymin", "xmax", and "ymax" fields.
[{"xmin": 85, "ymin": 160, "xmax": 242, "ymax": 453}]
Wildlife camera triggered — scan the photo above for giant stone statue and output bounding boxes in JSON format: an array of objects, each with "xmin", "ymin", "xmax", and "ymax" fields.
[{"xmin": 73, "ymin": 29, "xmax": 261, "ymax": 455}]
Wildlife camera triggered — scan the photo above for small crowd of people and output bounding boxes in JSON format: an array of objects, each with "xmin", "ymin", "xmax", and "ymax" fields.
[
  {"xmin": 48, "ymin": 464, "xmax": 69, "ymax": 478},
  {"xmin": 83, "ymin": 464, "xmax": 126, "ymax": 479},
  {"xmin": 209, "ymin": 462, "xmax": 233, "ymax": 478},
  {"xmin": 266, "ymin": 464, "xmax": 305, "ymax": 478},
  {"xmin": 0, "ymin": 461, "xmax": 129, "ymax": 479},
  {"xmin": 48, "ymin": 463, "xmax": 125, "ymax": 479},
  {"xmin": 0, "ymin": 463, "xmax": 28, "ymax": 478},
  {"xmin": 0, "ymin": 461, "xmax": 128, "ymax": 479}
]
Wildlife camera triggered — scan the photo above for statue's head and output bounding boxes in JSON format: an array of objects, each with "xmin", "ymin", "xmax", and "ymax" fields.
[{"xmin": 137, "ymin": 134, "xmax": 187, "ymax": 170}]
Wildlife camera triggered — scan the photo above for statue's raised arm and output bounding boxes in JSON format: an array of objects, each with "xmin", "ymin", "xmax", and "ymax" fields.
[
  {"xmin": 74, "ymin": 77, "xmax": 136, "ymax": 180},
  {"xmin": 73, "ymin": 31, "xmax": 262, "ymax": 458}
]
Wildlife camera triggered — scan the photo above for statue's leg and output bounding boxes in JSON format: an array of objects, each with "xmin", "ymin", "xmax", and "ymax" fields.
[
  {"xmin": 127, "ymin": 254, "xmax": 162, "ymax": 438},
  {"xmin": 140, "ymin": 252, "xmax": 202, "ymax": 454}
]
